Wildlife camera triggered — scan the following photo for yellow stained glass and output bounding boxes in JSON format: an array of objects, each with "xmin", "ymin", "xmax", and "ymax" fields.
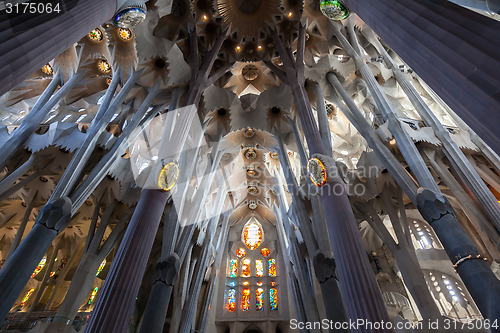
[
  {"xmin": 236, "ymin": 248, "xmax": 246, "ymax": 258},
  {"xmin": 256, "ymin": 259, "xmax": 264, "ymax": 277},
  {"xmin": 268, "ymin": 259, "xmax": 276, "ymax": 277},
  {"xmin": 243, "ymin": 281, "xmax": 249, "ymax": 286},
  {"xmin": 88, "ymin": 287, "xmax": 98, "ymax": 305},
  {"xmin": 96, "ymin": 259, "xmax": 106, "ymax": 276},
  {"xmin": 229, "ymin": 259, "xmax": 238, "ymax": 277},
  {"xmin": 227, "ymin": 289, "xmax": 236, "ymax": 311},
  {"xmin": 242, "ymin": 288, "xmax": 250, "ymax": 311},
  {"xmin": 242, "ymin": 258, "xmax": 251, "ymax": 277},
  {"xmin": 31, "ymin": 257, "xmax": 46, "ymax": 278},
  {"xmin": 260, "ymin": 248, "xmax": 270, "ymax": 257},
  {"xmin": 20, "ymin": 288, "xmax": 35, "ymax": 306},
  {"xmin": 243, "ymin": 220, "xmax": 262, "ymax": 250}
]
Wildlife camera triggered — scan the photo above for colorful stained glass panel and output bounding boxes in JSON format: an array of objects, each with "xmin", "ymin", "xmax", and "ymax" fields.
[
  {"xmin": 270, "ymin": 288, "xmax": 278, "ymax": 310},
  {"xmin": 31, "ymin": 257, "xmax": 47, "ymax": 278},
  {"xmin": 229, "ymin": 259, "xmax": 238, "ymax": 277},
  {"xmin": 260, "ymin": 248, "xmax": 270, "ymax": 257},
  {"xmin": 268, "ymin": 258, "xmax": 276, "ymax": 277},
  {"xmin": 227, "ymin": 289, "xmax": 236, "ymax": 311},
  {"xmin": 242, "ymin": 258, "xmax": 251, "ymax": 277},
  {"xmin": 96, "ymin": 259, "xmax": 106, "ymax": 276},
  {"xmin": 256, "ymin": 259, "xmax": 264, "ymax": 277},
  {"xmin": 243, "ymin": 221, "xmax": 263, "ymax": 250},
  {"xmin": 88, "ymin": 287, "xmax": 98, "ymax": 305},
  {"xmin": 242, "ymin": 288, "xmax": 250, "ymax": 311},
  {"xmin": 236, "ymin": 248, "xmax": 246, "ymax": 258},
  {"xmin": 256, "ymin": 288, "xmax": 264, "ymax": 311},
  {"xmin": 20, "ymin": 288, "xmax": 35, "ymax": 306}
]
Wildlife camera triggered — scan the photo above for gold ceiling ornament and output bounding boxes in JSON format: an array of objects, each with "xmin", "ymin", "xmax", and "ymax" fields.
[
  {"xmin": 307, "ymin": 157, "xmax": 328, "ymax": 187},
  {"xmin": 246, "ymin": 167, "xmax": 257, "ymax": 177},
  {"xmin": 88, "ymin": 28, "xmax": 104, "ymax": 43},
  {"xmin": 97, "ymin": 59, "xmax": 112, "ymax": 73},
  {"xmin": 117, "ymin": 28, "xmax": 133, "ymax": 41},
  {"xmin": 270, "ymin": 151, "xmax": 279, "ymax": 159},
  {"xmin": 157, "ymin": 161, "xmax": 180, "ymax": 192},
  {"xmin": 41, "ymin": 64, "xmax": 53, "ymax": 75},
  {"xmin": 247, "ymin": 185, "xmax": 259, "ymax": 195},
  {"xmin": 243, "ymin": 127, "xmax": 256, "ymax": 138},
  {"xmin": 216, "ymin": 0, "xmax": 281, "ymax": 41},
  {"xmin": 244, "ymin": 148, "xmax": 257, "ymax": 160}
]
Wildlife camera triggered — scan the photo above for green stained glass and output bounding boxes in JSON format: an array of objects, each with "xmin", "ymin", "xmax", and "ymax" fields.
[{"xmin": 320, "ymin": 0, "xmax": 350, "ymax": 20}]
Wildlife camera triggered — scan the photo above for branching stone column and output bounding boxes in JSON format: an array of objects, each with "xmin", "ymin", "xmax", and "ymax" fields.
[
  {"xmin": 0, "ymin": 0, "xmax": 118, "ymax": 96},
  {"xmin": 326, "ymin": 70, "xmax": 500, "ymax": 322},
  {"xmin": 363, "ymin": 28, "xmax": 500, "ymax": 234},
  {"xmin": 0, "ymin": 197, "xmax": 72, "ymax": 321},
  {"xmin": 340, "ymin": 0, "xmax": 500, "ymax": 155},
  {"xmin": 266, "ymin": 22, "xmax": 390, "ymax": 330}
]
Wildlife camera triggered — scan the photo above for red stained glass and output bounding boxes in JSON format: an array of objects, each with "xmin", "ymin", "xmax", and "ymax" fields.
[
  {"xmin": 242, "ymin": 288, "xmax": 250, "ymax": 311},
  {"xmin": 260, "ymin": 248, "xmax": 270, "ymax": 257},
  {"xmin": 227, "ymin": 289, "xmax": 236, "ymax": 312},
  {"xmin": 236, "ymin": 248, "xmax": 246, "ymax": 258}
]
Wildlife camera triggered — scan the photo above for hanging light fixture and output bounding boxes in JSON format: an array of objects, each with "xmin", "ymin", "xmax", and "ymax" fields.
[
  {"xmin": 113, "ymin": 1, "xmax": 147, "ymax": 28},
  {"xmin": 319, "ymin": 0, "xmax": 349, "ymax": 20}
]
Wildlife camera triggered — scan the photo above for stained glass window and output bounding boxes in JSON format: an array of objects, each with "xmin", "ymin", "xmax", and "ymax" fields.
[
  {"xmin": 31, "ymin": 257, "xmax": 47, "ymax": 278},
  {"xmin": 260, "ymin": 248, "xmax": 270, "ymax": 257},
  {"xmin": 228, "ymin": 281, "xmax": 236, "ymax": 287},
  {"xmin": 20, "ymin": 288, "xmax": 35, "ymax": 306},
  {"xmin": 227, "ymin": 289, "xmax": 236, "ymax": 312},
  {"xmin": 229, "ymin": 259, "xmax": 238, "ymax": 277},
  {"xmin": 88, "ymin": 287, "xmax": 98, "ymax": 305},
  {"xmin": 242, "ymin": 288, "xmax": 250, "ymax": 311},
  {"xmin": 243, "ymin": 281, "xmax": 249, "ymax": 286},
  {"xmin": 270, "ymin": 288, "xmax": 278, "ymax": 310},
  {"xmin": 243, "ymin": 220, "xmax": 263, "ymax": 250},
  {"xmin": 268, "ymin": 259, "xmax": 276, "ymax": 277},
  {"xmin": 236, "ymin": 248, "xmax": 246, "ymax": 258},
  {"xmin": 257, "ymin": 281, "xmax": 263, "ymax": 286},
  {"xmin": 256, "ymin": 288, "xmax": 264, "ymax": 311},
  {"xmin": 96, "ymin": 259, "xmax": 106, "ymax": 276},
  {"xmin": 256, "ymin": 259, "xmax": 264, "ymax": 277},
  {"xmin": 242, "ymin": 258, "xmax": 251, "ymax": 277}
]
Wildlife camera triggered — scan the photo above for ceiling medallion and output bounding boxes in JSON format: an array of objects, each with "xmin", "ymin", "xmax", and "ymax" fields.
[
  {"xmin": 244, "ymin": 148, "xmax": 257, "ymax": 160},
  {"xmin": 307, "ymin": 157, "xmax": 328, "ymax": 187},
  {"xmin": 270, "ymin": 152, "xmax": 279, "ymax": 159},
  {"xmin": 41, "ymin": 64, "xmax": 53, "ymax": 75},
  {"xmin": 244, "ymin": 127, "xmax": 255, "ymax": 138},
  {"xmin": 247, "ymin": 185, "xmax": 259, "ymax": 195},
  {"xmin": 246, "ymin": 167, "xmax": 256, "ymax": 177},
  {"xmin": 157, "ymin": 162, "xmax": 180, "ymax": 192},
  {"xmin": 248, "ymin": 200, "xmax": 258, "ymax": 209},
  {"xmin": 88, "ymin": 28, "xmax": 104, "ymax": 42},
  {"xmin": 113, "ymin": 7, "xmax": 146, "ymax": 28},
  {"xmin": 118, "ymin": 28, "xmax": 133, "ymax": 41},
  {"xmin": 97, "ymin": 59, "xmax": 112, "ymax": 74},
  {"xmin": 106, "ymin": 76, "xmax": 113, "ymax": 85},
  {"xmin": 320, "ymin": 0, "xmax": 350, "ymax": 20},
  {"xmin": 242, "ymin": 64, "xmax": 259, "ymax": 81}
]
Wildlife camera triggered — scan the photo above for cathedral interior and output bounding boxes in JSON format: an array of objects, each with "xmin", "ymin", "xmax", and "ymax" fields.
[{"xmin": 1, "ymin": 0, "xmax": 500, "ymax": 332}]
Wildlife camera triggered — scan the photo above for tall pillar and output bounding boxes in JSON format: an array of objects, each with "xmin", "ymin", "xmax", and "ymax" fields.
[
  {"xmin": 340, "ymin": 0, "xmax": 500, "ymax": 155},
  {"xmin": 84, "ymin": 189, "xmax": 168, "ymax": 332},
  {"xmin": 266, "ymin": 23, "xmax": 391, "ymax": 331},
  {"xmin": 0, "ymin": 0, "xmax": 117, "ymax": 96}
]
